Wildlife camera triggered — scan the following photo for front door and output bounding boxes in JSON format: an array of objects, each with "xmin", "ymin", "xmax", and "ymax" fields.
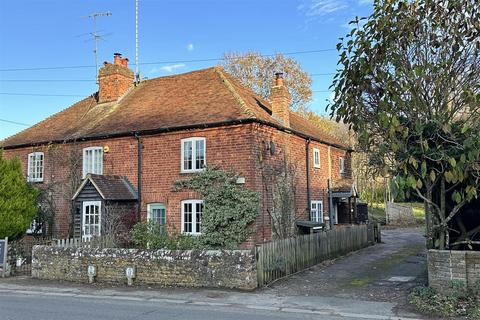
[{"xmin": 82, "ymin": 201, "xmax": 101, "ymax": 241}]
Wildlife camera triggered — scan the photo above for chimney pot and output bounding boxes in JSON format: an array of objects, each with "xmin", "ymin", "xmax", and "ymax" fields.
[
  {"xmin": 114, "ymin": 53, "xmax": 123, "ymax": 65},
  {"xmin": 275, "ymin": 72, "xmax": 284, "ymax": 86}
]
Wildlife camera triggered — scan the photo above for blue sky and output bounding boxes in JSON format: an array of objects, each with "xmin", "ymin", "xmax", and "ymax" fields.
[{"xmin": 0, "ymin": 0, "xmax": 373, "ymax": 141}]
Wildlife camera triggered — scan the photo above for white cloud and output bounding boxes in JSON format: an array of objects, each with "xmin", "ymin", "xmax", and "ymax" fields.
[
  {"xmin": 187, "ymin": 43, "xmax": 194, "ymax": 51},
  {"xmin": 149, "ymin": 63, "xmax": 186, "ymax": 74},
  {"xmin": 358, "ymin": 0, "xmax": 372, "ymax": 5},
  {"xmin": 299, "ymin": 0, "xmax": 348, "ymax": 17}
]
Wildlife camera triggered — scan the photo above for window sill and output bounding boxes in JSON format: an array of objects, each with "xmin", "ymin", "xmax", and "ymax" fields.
[
  {"xmin": 182, "ymin": 232, "xmax": 202, "ymax": 236},
  {"xmin": 180, "ymin": 169, "xmax": 205, "ymax": 174},
  {"xmin": 27, "ymin": 180, "xmax": 44, "ymax": 184}
]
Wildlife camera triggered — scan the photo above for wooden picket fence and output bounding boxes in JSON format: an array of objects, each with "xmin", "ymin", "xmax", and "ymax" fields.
[
  {"xmin": 52, "ymin": 235, "xmax": 117, "ymax": 249},
  {"xmin": 256, "ymin": 224, "xmax": 379, "ymax": 286}
]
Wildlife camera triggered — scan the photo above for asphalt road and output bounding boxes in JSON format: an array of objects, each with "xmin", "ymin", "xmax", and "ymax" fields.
[{"xmin": 0, "ymin": 291, "xmax": 381, "ymax": 320}]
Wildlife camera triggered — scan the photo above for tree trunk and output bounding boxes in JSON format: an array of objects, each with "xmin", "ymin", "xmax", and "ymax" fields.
[
  {"xmin": 425, "ymin": 184, "xmax": 434, "ymax": 249},
  {"xmin": 439, "ymin": 177, "xmax": 446, "ymax": 249}
]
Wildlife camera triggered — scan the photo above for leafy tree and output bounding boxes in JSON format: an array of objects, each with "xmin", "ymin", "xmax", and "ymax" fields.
[
  {"xmin": 330, "ymin": 0, "xmax": 480, "ymax": 249},
  {"xmin": 221, "ymin": 52, "xmax": 313, "ymax": 113},
  {"xmin": 0, "ymin": 150, "xmax": 39, "ymax": 239},
  {"xmin": 173, "ymin": 166, "xmax": 259, "ymax": 249}
]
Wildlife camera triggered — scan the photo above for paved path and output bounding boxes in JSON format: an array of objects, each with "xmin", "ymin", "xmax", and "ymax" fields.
[
  {"xmin": 0, "ymin": 228, "xmax": 427, "ymax": 319},
  {"xmin": 265, "ymin": 228, "xmax": 427, "ymax": 315}
]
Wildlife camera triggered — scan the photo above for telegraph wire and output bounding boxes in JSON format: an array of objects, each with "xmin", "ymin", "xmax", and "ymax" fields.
[
  {"xmin": 0, "ymin": 73, "xmax": 335, "ymax": 82},
  {"xmin": 0, "ymin": 92, "xmax": 88, "ymax": 97},
  {"xmin": 0, "ymin": 118, "xmax": 31, "ymax": 126},
  {"xmin": 0, "ymin": 48, "xmax": 337, "ymax": 72}
]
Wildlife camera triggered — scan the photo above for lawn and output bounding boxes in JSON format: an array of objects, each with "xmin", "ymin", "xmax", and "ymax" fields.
[{"xmin": 367, "ymin": 202, "xmax": 425, "ymax": 224}]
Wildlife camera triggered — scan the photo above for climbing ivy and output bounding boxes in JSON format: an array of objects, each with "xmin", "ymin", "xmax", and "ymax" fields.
[{"xmin": 172, "ymin": 166, "xmax": 259, "ymax": 249}]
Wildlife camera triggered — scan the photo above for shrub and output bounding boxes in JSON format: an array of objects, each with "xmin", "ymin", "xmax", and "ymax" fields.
[
  {"xmin": 0, "ymin": 150, "xmax": 39, "ymax": 239},
  {"xmin": 130, "ymin": 221, "xmax": 200, "ymax": 250}
]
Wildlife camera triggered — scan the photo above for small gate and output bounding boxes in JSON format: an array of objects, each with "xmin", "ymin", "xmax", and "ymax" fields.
[{"xmin": 10, "ymin": 236, "xmax": 52, "ymax": 276}]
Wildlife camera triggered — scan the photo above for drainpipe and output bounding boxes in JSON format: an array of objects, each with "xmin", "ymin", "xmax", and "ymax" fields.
[
  {"xmin": 328, "ymin": 178, "xmax": 335, "ymax": 230},
  {"xmin": 306, "ymin": 139, "xmax": 311, "ymax": 219},
  {"xmin": 135, "ymin": 133, "xmax": 143, "ymax": 223}
]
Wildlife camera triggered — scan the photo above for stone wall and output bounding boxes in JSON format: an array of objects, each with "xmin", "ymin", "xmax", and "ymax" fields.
[
  {"xmin": 32, "ymin": 246, "xmax": 257, "ymax": 290},
  {"xmin": 428, "ymin": 249, "xmax": 480, "ymax": 291}
]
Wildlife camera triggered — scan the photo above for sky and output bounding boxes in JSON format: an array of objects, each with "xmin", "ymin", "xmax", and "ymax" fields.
[{"xmin": 0, "ymin": 0, "xmax": 373, "ymax": 141}]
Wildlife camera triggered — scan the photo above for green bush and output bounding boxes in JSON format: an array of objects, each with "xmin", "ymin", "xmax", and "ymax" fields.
[
  {"xmin": 0, "ymin": 150, "xmax": 39, "ymax": 239},
  {"xmin": 130, "ymin": 221, "xmax": 200, "ymax": 250},
  {"xmin": 173, "ymin": 166, "xmax": 259, "ymax": 249},
  {"xmin": 409, "ymin": 281, "xmax": 480, "ymax": 319}
]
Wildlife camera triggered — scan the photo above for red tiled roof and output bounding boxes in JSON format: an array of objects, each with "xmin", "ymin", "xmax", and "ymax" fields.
[{"xmin": 1, "ymin": 67, "xmax": 349, "ymax": 149}]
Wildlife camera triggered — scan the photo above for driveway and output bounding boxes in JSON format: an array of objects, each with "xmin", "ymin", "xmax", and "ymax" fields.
[{"xmin": 264, "ymin": 228, "xmax": 427, "ymax": 315}]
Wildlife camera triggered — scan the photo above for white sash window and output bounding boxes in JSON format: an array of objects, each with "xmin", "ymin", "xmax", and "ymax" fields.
[{"xmin": 83, "ymin": 147, "xmax": 103, "ymax": 178}]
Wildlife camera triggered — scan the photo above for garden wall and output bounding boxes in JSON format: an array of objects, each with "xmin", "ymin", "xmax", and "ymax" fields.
[
  {"xmin": 428, "ymin": 249, "xmax": 480, "ymax": 290},
  {"xmin": 32, "ymin": 246, "xmax": 257, "ymax": 290}
]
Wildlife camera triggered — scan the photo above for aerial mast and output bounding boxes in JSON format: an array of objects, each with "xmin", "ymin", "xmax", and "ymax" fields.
[
  {"xmin": 88, "ymin": 12, "xmax": 112, "ymax": 83},
  {"xmin": 135, "ymin": 0, "xmax": 140, "ymax": 83}
]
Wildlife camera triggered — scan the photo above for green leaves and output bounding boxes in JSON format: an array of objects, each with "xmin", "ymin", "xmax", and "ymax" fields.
[
  {"xmin": 0, "ymin": 150, "xmax": 39, "ymax": 239},
  {"xmin": 452, "ymin": 191, "xmax": 462, "ymax": 204},
  {"xmin": 173, "ymin": 166, "xmax": 259, "ymax": 249},
  {"xmin": 421, "ymin": 161, "xmax": 427, "ymax": 178},
  {"xmin": 449, "ymin": 158, "xmax": 457, "ymax": 168}
]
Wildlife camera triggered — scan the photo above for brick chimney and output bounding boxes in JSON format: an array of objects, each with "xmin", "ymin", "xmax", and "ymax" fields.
[
  {"xmin": 98, "ymin": 53, "xmax": 134, "ymax": 103},
  {"xmin": 269, "ymin": 72, "xmax": 291, "ymax": 126}
]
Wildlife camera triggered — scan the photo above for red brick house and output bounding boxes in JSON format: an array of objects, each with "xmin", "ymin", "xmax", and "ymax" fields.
[{"xmin": 1, "ymin": 53, "xmax": 356, "ymax": 246}]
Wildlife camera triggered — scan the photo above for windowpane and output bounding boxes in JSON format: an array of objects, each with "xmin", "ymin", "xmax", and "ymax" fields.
[
  {"xmin": 195, "ymin": 139, "xmax": 205, "ymax": 169},
  {"xmin": 196, "ymin": 202, "xmax": 203, "ymax": 234},
  {"xmin": 184, "ymin": 203, "xmax": 192, "ymax": 233},
  {"xmin": 183, "ymin": 141, "xmax": 193, "ymax": 170}
]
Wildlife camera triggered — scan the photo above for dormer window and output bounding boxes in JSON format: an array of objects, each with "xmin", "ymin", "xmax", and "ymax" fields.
[
  {"xmin": 83, "ymin": 147, "xmax": 103, "ymax": 178},
  {"xmin": 27, "ymin": 152, "xmax": 44, "ymax": 182},
  {"xmin": 181, "ymin": 137, "xmax": 206, "ymax": 172}
]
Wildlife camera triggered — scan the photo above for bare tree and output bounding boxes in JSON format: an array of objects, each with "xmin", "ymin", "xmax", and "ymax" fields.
[{"xmin": 221, "ymin": 52, "xmax": 313, "ymax": 113}]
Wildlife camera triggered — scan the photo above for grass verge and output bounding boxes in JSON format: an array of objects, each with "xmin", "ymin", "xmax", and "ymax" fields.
[{"xmin": 409, "ymin": 281, "xmax": 480, "ymax": 319}]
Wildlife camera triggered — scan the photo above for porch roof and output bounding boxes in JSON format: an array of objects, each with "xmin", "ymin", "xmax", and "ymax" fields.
[{"xmin": 72, "ymin": 174, "xmax": 138, "ymax": 201}]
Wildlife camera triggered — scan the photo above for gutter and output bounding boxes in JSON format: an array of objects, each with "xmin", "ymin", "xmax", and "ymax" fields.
[{"xmin": 2, "ymin": 119, "xmax": 352, "ymax": 152}]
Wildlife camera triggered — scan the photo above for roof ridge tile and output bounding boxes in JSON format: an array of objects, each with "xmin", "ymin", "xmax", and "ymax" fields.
[{"xmin": 213, "ymin": 67, "xmax": 256, "ymax": 119}]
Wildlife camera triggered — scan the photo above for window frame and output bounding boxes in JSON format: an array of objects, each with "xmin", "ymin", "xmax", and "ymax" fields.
[
  {"xmin": 339, "ymin": 156, "xmax": 345, "ymax": 175},
  {"xmin": 181, "ymin": 199, "xmax": 204, "ymax": 235},
  {"xmin": 310, "ymin": 200, "xmax": 323, "ymax": 223},
  {"xmin": 82, "ymin": 147, "xmax": 103, "ymax": 178},
  {"xmin": 180, "ymin": 137, "xmax": 206, "ymax": 173},
  {"xmin": 82, "ymin": 200, "xmax": 102, "ymax": 241},
  {"xmin": 313, "ymin": 148, "xmax": 321, "ymax": 169},
  {"xmin": 27, "ymin": 152, "xmax": 44, "ymax": 182},
  {"xmin": 147, "ymin": 203, "xmax": 167, "ymax": 226}
]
